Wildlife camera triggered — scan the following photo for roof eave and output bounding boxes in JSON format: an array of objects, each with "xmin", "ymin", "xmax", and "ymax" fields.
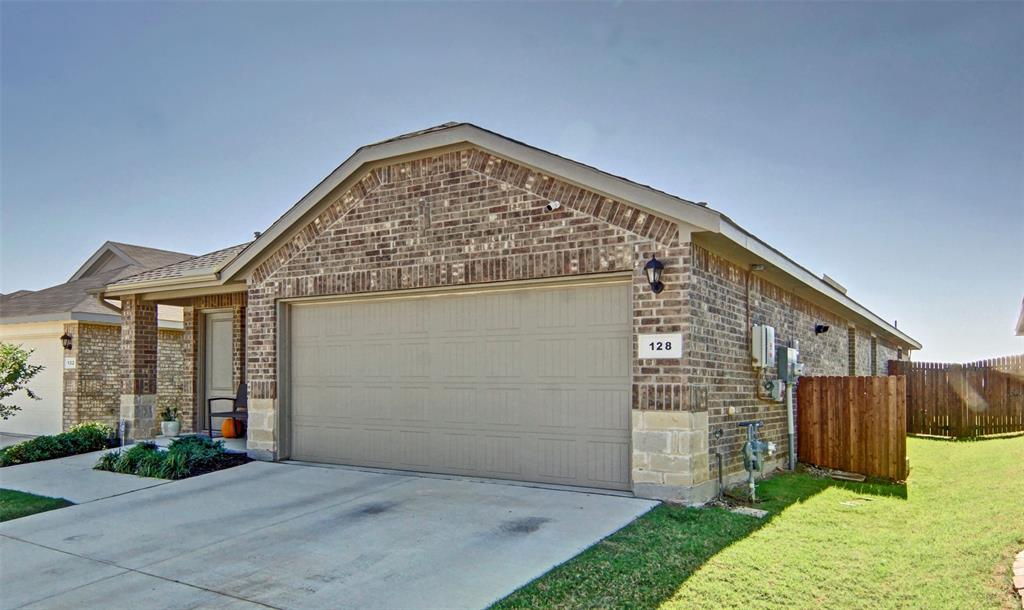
[
  {"xmin": 181, "ymin": 121, "xmax": 918, "ymax": 349},
  {"xmin": 102, "ymin": 273, "xmax": 222, "ymax": 297},
  {"xmin": 717, "ymin": 219, "xmax": 921, "ymax": 349}
]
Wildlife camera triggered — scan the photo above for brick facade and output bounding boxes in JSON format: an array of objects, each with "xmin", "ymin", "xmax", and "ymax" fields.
[
  {"xmin": 119, "ymin": 295, "xmax": 158, "ymax": 439},
  {"xmin": 117, "ymin": 144, "xmax": 912, "ymax": 502},
  {"xmin": 682, "ymin": 244, "xmax": 902, "ymax": 487},
  {"xmin": 224, "ymin": 146, "xmax": 910, "ymax": 500},
  {"xmin": 156, "ymin": 328, "xmax": 186, "ymax": 427},
  {"xmin": 244, "ymin": 147, "xmax": 686, "ymax": 463},
  {"xmin": 854, "ymin": 328, "xmax": 875, "ymax": 376},
  {"xmin": 62, "ymin": 322, "xmax": 119, "ymax": 430},
  {"xmin": 60, "ymin": 320, "xmax": 184, "ymax": 434}
]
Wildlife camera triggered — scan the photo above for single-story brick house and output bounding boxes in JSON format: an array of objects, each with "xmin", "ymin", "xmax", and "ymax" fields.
[
  {"xmin": 102, "ymin": 123, "xmax": 920, "ymax": 502},
  {"xmin": 0, "ymin": 242, "xmax": 191, "ymax": 436}
]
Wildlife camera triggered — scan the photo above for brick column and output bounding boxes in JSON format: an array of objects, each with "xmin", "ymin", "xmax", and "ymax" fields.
[
  {"xmin": 61, "ymin": 321, "xmax": 80, "ymax": 432},
  {"xmin": 182, "ymin": 306, "xmax": 199, "ymax": 432},
  {"xmin": 120, "ymin": 295, "xmax": 158, "ymax": 440},
  {"xmin": 232, "ymin": 304, "xmax": 246, "ymax": 390}
]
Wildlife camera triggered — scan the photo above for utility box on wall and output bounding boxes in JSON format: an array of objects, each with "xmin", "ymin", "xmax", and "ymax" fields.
[
  {"xmin": 751, "ymin": 324, "xmax": 776, "ymax": 370},
  {"xmin": 777, "ymin": 346, "xmax": 801, "ymax": 382}
]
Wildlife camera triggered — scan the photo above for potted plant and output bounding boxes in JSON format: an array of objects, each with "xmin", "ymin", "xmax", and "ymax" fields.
[{"xmin": 158, "ymin": 405, "xmax": 181, "ymax": 437}]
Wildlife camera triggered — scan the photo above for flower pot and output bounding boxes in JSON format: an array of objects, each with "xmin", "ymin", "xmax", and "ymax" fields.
[{"xmin": 161, "ymin": 420, "xmax": 181, "ymax": 437}]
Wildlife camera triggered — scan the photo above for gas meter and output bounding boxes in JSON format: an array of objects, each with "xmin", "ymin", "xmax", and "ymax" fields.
[{"xmin": 738, "ymin": 420, "xmax": 777, "ymax": 502}]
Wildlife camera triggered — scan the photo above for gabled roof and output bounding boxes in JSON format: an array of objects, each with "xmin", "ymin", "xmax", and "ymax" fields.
[
  {"xmin": 218, "ymin": 122, "xmax": 721, "ymax": 282},
  {"xmin": 69, "ymin": 241, "xmax": 193, "ymax": 282},
  {"xmin": 1, "ymin": 269, "xmax": 126, "ymax": 321},
  {"xmin": 101, "ymin": 122, "xmax": 921, "ymax": 349},
  {"xmin": 1, "ymin": 242, "xmax": 193, "ymax": 324},
  {"xmin": 0, "ymin": 290, "xmax": 34, "ymax": 300},
  {"xmin": 107, "ymin": 243, "xmax": 251, "ymax": 289}
]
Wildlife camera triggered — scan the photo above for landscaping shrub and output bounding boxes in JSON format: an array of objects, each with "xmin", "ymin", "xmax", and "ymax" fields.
[
  {"xmin": 0, "ymin": 422, "xmax": 114, "ymax": 466},
  {"xmin": 93, "ymin": 436, "xmax": 247, "ymax": 479}
]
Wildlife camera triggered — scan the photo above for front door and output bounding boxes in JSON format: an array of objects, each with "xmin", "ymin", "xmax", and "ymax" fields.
[{"xmin": 204, "ymin": 311, "xmax": 234, "ymax": 434}]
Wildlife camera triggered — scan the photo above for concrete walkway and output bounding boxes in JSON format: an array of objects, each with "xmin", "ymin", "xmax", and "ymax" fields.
[
  {"xmin": 0, "ymin": 433, "xmax": 34, "ymax": 449},
  {"xmin": 0, "ymin": 461, "xmax": 656, "ymax": 610},
  {"xmin": 0, "ymin": 450, "xmax": 169, "ymax": 503}
]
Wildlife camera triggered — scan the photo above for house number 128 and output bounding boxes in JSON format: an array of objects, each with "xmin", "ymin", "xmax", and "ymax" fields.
[{"xmin": 637, "ymin": 333, "xmax": 683, "ymax": 359}]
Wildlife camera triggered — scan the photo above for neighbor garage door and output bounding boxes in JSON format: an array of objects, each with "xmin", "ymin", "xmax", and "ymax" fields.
[{"xmin": 288, "ymin": 281, "xmax": 632, "ymax": 490}]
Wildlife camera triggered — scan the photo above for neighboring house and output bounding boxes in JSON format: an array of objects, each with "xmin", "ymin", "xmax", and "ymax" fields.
[
  {"xmin": 0, "ymin": 242, "xmax": 192, "ymax": 436},
  {"xmin": 103, "ymin": 123, "xmax": 921, "ymax": 503}
]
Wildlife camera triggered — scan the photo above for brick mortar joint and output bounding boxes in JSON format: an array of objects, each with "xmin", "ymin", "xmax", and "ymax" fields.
[{"xmin": 460, "ymin": 164, "xmax": 680, "ymax": 249}]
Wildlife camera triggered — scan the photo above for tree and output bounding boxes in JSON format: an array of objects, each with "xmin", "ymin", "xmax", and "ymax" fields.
[{"xmin": 0, "ymin": 342, "xmax": 45, "ymax": 420}]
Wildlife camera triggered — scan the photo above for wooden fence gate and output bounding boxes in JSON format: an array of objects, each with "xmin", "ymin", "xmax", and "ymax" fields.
[
  {"xmin": 889, "ymin": 356, "xmax": 1024, "ymax": 438},
  {"xmin": 797, "ymin": 376, "xmax": 908, "ymax": 481}
]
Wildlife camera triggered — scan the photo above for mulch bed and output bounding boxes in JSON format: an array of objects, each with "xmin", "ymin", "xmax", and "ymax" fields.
[{"xmin": 187, "ymin": 453, "xmax": 252, "ymax": 477}]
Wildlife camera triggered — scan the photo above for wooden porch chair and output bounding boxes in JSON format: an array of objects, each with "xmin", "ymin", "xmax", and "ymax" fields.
[{"xmin": 208, "ymin": 382, "xmax": 248, "ymax": 438}]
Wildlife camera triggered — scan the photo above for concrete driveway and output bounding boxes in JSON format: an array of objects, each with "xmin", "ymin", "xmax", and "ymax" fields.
[{"xmin": 0, "ymin": 461, "xmax": 655, "ymax": 609}]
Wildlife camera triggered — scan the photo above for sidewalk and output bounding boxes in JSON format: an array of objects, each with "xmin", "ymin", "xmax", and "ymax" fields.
[{"xmin": 0, "ymin": 450, "xmax": 169, "ymax": 503}]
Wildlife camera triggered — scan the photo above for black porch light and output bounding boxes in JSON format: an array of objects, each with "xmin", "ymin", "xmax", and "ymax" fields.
[
  {"xmin": 644, "ymin": 256, "xmax": 665, "ymax": 294},
  {"xmin": 60, "ymin": 332, "xmax": 73, "ymax": 351}
]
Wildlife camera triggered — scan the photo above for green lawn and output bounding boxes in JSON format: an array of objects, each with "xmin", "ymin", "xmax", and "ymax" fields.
[
  {"xmin": 493, "ymin": 435, "xmax": 1024, "ymax": 609},
  {"xmin": 0, "ymin": 489, "xmax": 73, "ymax": 522}
]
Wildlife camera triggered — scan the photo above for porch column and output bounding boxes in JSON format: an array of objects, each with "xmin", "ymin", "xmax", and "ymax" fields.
[
  {"xmin": 120, "ymin": 295, "xmax": 158, "ymax": 440},
  {"xmin": 182, "ymin": 306, "xmax": 199, "ymax": 433}
]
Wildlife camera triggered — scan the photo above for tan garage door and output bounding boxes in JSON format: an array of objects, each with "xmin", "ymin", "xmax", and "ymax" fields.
[{"xmin": 288, "ymin": 281, "xmax": 632, "ymax": 490}]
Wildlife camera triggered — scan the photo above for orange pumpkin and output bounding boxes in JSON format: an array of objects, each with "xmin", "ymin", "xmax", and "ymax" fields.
[{"xmin": 221, "ymin": 418, "xmax": 244, "ymax": 438}]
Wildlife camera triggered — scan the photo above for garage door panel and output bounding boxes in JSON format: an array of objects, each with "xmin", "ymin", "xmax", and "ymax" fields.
[
  {"xmin": 586, "ymin": 441, "xmax": 630, "ymax": 485},
  {"xmin": 586, "ymin": 336, "xmax": 631, "ymax": 379},
  {"xmin": 585, "ymin": 389, "xmax": 632, "ymax": 431},
  {"xmin": 536, "ymin": 388, "xmax": 574, "ymax": 429},
  {"xmin": 395, "ymin": 343, "xmax": 430, "ymax": 379},
  {"xmin": 536, "ymin": 290, "xmax": 575, "ymax": 329},
  {"xmin": 482, "ymin": 435, "xmax": 521, "ymax": 475},
  {"xmin": 397, "ymin": 430, "xmax": 431, "ymax": 466},
  {"xmin": 475, "ymin": 388, "xmax": 520, "ymax": 426},
  {"xmin": 536, "ymin": 437, "xmax": 578, "ymax": 480},
  {"xmin": 536, "ymin": 339, "xmax": 577, "ymax": 379},
  {"xmin": 289, "ymin": 282, "xmax": 631, "ymax": 490},
  {"xmin": 438, "ymin": 340, "xmax": 483, "ymax": 378}
]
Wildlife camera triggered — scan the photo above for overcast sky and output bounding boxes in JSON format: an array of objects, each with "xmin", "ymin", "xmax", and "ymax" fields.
[{"xmin": 2, "ymin": 2, "xmax": 1021, "ymax": 362}]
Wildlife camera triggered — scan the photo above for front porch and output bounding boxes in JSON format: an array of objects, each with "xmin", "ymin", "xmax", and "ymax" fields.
[
  {"xmin": 150, "ymin": 434, "xmax": 247, "ymax": 453},
  {"xmin": 118, "ymin": 291, "xmax": 251, "ymax": 451}
]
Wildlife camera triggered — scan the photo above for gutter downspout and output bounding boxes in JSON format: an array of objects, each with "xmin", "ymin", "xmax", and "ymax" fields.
[
  {"xmin": 786, "ymin": 380, "xmax": 796, "ymax": 470},
  {"xmin": 786, "ymin": 339, "xmax": 799, "ymax": 470}
]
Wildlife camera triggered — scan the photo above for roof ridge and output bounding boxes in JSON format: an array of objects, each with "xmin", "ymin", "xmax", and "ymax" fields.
[{"xmin": 106, "ymin": 241, "xmax": 194, "ymax": 257}]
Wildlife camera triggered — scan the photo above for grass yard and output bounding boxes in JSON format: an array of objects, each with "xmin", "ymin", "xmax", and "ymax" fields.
[
  {"xmin": 493, "ymin": 435, "xmax": 1024, "ymax": 610},
  {"xmin": 0, "ymin": 489, "xmax": 72, "ymax": 522}
]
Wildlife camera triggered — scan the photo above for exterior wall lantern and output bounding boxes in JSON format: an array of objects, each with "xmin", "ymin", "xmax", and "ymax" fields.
[
  {"xmin": 644, "ymin": 256, "xmax": 665, "ymax": 294},
  {"xmin": 60, "ymin": 332, "xmax": 73, "ymax": 351}
]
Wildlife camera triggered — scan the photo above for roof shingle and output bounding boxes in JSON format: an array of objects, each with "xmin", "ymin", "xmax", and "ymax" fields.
[{"xmin": 108, "ymin": 243, "xmax": 251, "ymax": 287}]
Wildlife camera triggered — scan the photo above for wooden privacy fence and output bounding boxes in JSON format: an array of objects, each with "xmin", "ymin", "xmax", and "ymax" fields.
[
  {"xmin": 889, "ymin": 356, "xmax": 1024, "ymax": 438},
  {"xmin": 797, "ymin": 376, "xmax": 908, "ymax": 481}
]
